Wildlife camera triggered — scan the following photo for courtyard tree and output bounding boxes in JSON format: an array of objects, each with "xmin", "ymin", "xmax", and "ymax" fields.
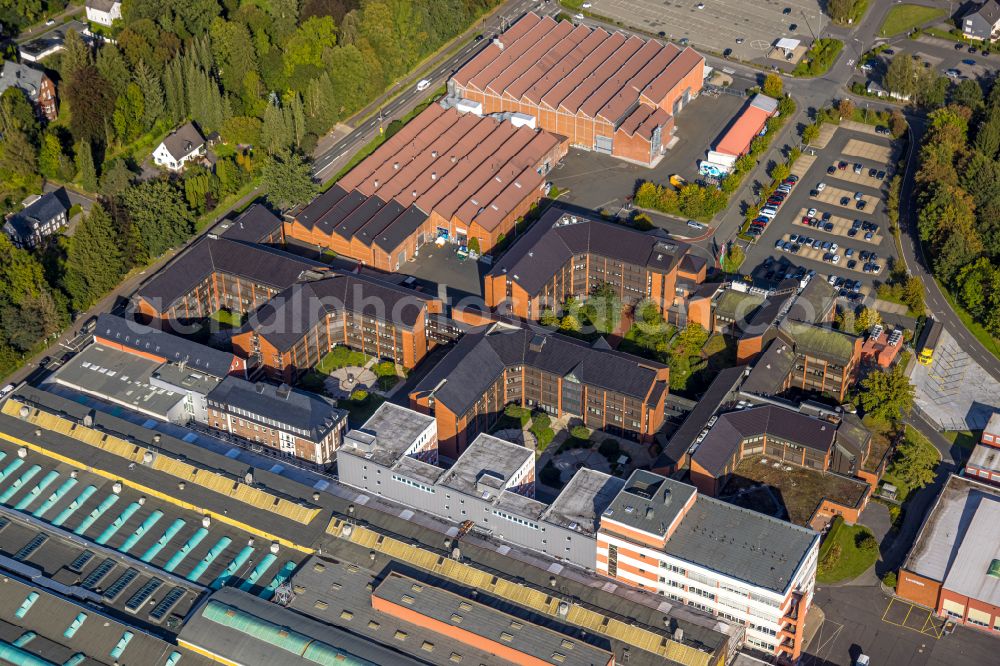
[{"xmin": 858, "ymin": 364, "xmax": 915, "ymax": 422}]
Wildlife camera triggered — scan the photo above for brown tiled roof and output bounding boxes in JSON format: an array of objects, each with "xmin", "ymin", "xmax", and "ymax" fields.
[
  {"xmin": 297, "ymin": 104, "xmax": 557, "ymax": 247},
  {"xmin": 452, "ymin": 12, "xmax": 703, "ymax": 137}
]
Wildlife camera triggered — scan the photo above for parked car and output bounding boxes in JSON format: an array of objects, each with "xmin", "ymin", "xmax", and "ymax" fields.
[
  {"xmin": 816, "ymin": 182, "xmax": 827, "ymax": 192},
  {"xmin": 687, "ymin": 220, "xmax": 705, "ymax": 230},
  {"xmin": 847, "ymin": 259, "xmax": 857, "ymax": 270},
  {"xmin": 876, "ymin": 170, "xmax": 886, "ymax": 179},
  {"xmin": 946, "ymin": 69, "xmax": 961, "ymax": 79},
  {"xmin": 856, "ymin": 200, "xmax": 867, "ymax": 210},
  {"xmin": 840, "ymin": 196, "xmax": 851, "ymax": 205},
  {"xmin": 821, "ymin": 211, "xmax": 832, "ymax": 221},
  {"xmin": 827, "ymin": 165, "xmax": 837, "ymax": 174},
  {"xmin": 838, "ymin": 161, "xmax": 848, "ymax": 170},
  {"xmin": 853, "ymin": 163, "xmax": 863, "ymax": 174},
  {"xmin": 868, "ymin": 168, "xmax": 878, "ymax": 178},
  {"xmin": 824, "ymin": 222, "xmax": 834, "ymax": 232},
  {"xmin": 807, "ymin": 208, "xmax": 817, "ymax": 217},
  {"xmin": 854, "ymin": 191, "xmax": 864, "ymax": 201}
]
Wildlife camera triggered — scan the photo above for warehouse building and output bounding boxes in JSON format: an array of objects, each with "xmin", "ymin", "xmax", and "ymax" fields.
[
  {"xmin": 449, "ymin": 12, "xmax": 705, "ymax": 166},
  {"xmin": 897, "ymin": 474, "xmax": 1000, "ymax": 635},
  {"xmin": 285, "ymin": 103, "xmax": 566, "ymax": 266},
  {"xmin": 485, "ymin": 207, "xmax": 713, "ymax": 326},
  {"xmin": 409, "ymin": 322, "xmax": 670, "ymax": 457}
]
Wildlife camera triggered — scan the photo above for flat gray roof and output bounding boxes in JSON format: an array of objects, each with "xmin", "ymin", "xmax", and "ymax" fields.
[
  {"xmin": 0, "ymin": 574, "xmax": 210, "ymax": 666},
  {"xmin": 967, "ymin": 442, "xmax": 1000, "ymax": 475},
  {"xmin": 495, "ymin": 490, "xmax": 548, "ymax": 521},
  {"xmin": 287, "ymin": 555, "xmax": 522, "ymax": 666},
  {"xmin": 47, "ymin": 344, "xmax": 186, "ymax": 418},
  {"xmin": 543, "ymin": 469, "xmax": 625, "ymax": 536},
  {"xmin": 604, "ymin": 471, "xmax": 818, "ymax": 594},
  {"xmin": 438, "ymin": 433, "xmax": 533, "ymax": 498},
  {"xmin": 178, "ymin": 587, "xmax": 427, "ymax": 666},
  {"xmin": 374, "ymin": 570, "xmax": 614, "ymax": 665},
  {"xmin": 343, "ymin": 402, "xmax": 436, "ymax": 467},
  {"xmin": 392, "ymin": 455, "xmax": 443, "ymax": 486},
  {"xmin": 906, "ymin": 474, "xmax": 1000, "ymax": 586},
  {"xmin": 942, "ymin": 498, "xmax": 1000, "ymax": 607}
]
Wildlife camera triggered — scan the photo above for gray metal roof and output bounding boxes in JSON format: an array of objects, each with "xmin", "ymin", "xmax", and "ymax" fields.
[
  {"xmin": 489, "ymin": 207, "xmax": 691, "ymax": 296},
  {"xmin": 941, "ymin": 497, "xmax": 1000, "ymax": 607},
  {"xmin": 207, "ymin": 376, "xmax": 346, "ymax": 442},
  {"xmin": 438, "ymin": 433, "xmax": 533, "ymax": 498},
  {"xmin": 246, "ymin": 271, "xmax": 434, "ymax": 352},
  {"xmin": 94, "ymin": 313, "xmax": 237, "ymax": 379},
  {"xmin": 178, "ymin": 587, "xmax": 425, "ymax": 666},
  {"xmin": 968, "ymin": 441, "xmax": 1000, "ymax": 475},
  {"xmin": 905, "ymin": 474, "xmax": 1000, "ymax": 585},
  {"xmin": 414, "ymin": 323, "xmax": 667, "ymax": 417},
  {"xmin": 0, "ymin": 575, "xmax": 206, "ymax": 666},
  {"xmin": 374, "ymin": 571, "xmax": 614, "ymax": 665}
]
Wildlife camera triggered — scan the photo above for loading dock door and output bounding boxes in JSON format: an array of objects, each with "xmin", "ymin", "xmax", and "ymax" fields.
[{"xmin": 595, "ymin": 135, "xmax": 613, "ymax": 154}]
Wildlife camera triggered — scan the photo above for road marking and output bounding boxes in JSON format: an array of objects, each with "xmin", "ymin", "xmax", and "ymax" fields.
[{"xmin": 881, "ymin": 598, "xmax": 945, "ymax": 638}]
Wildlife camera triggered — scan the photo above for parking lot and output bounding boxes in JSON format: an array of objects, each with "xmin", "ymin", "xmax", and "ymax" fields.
[
  {"xmin": 548, "ymin": 91, "xmax": 746, "ymax": 232},
  {"xmin": 742, "ymin": 123, "xmax": 899, "ymax": 307},
  {"xmin": 583, "ymin": 0, "xmax": 825, "ymax": 62},
  {"xmin": 856, "ymin": 35, "xmax": 995, "ymax": 94}
]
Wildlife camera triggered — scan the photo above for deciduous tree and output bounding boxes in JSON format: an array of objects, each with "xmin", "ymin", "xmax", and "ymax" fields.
[{"xmin": 859, "ymin": 364, "xmax": 915, "ymax": 422}]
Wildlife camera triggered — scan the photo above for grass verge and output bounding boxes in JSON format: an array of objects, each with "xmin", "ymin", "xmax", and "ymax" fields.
[
  {"xmin": 879, "ymin": 4, "xmax": 946, "ymax": 37},
  {"xmin": 792, "ymin": 39, "xmax": 844, "ymax": 77},
  {"xmin": 817, "ymin": 516, "xmax": 879, "ymax": 583}
]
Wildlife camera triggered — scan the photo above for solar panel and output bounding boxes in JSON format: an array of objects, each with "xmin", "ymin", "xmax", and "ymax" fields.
[
  {"xmin": 125, "ymin": 578, "xmax": 162, "ymax": 613},
  {"xmin": 149, "ymin": 586, "xmax": 185, "ymax": 621},
  {"xmin": 67, "ymin": 550, "xmax": 95, "ymax": 574},
  {"xmin": 81, "ymin": 559, "xmax": 116, "ymax": 590},
  {"xmin": 103, "ymin": 568, "xmax": 139, "ymax": 601},
  {"xmin": 14, "ymin": 534, "xmax": 48, "ymax": 561}
]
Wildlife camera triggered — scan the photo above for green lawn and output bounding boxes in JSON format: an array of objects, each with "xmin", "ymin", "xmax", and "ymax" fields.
[
  {"xmin": 942, "ymin": 430, "xmax": 981, "ymax": 450},
  {"xmin": 879, "ymin": 4, "xmax": 946, "ymax": 37},
  {"xmin": 817, "ymin": 517, "xmax": 879, "ymax": 583},
  {"xmin": 209, "ymin": 308, "xmax": 243, "ymax": 328}
]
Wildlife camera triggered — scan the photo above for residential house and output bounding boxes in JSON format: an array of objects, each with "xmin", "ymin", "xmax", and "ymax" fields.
[
  {"xmin": 0, "ymin": 60, "xmax": 57, "ymax": 120},
  {"xmin": 85, "ymin": 0, "xmax": 122, "ymax": 26},
  {"xmin": 153, "ymin": 122, "xmax": 206, "ymax": 171},
  {"xmin": 2, "ymin": 189, "xmax": 69, "ymax": 249},
  {"xmin": 962, "ymin": 0, "xmax": 1000, "ymax": 40}
]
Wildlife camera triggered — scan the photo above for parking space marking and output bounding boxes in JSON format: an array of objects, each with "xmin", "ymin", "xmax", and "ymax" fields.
[
  {"xmin": 881, "ymin": 598, "xmax": 946, "ymax": 639},
  {"xmin": 842, "ymin": 139, "xmax": 893, "ymax": 163},
  {"xmin": 811, "ymin": 184, "xmax": 879, "ymax": 213},
  {"xmin": 776, "ymin": 233, "xmax": 886, "ymax": 275},
  {"xmin": 792, "ymin": 207, "xmax": 883, "ymax": 245},
  {"xmin": 822, "ymin": 161, "xmax": 888, "ymax": 190}
]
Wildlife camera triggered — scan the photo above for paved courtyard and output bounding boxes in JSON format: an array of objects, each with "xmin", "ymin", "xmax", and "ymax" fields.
[
  {"xmin": 585, "ymin": 0, "xmax": 826, "ymax": 62},
  {"xmin": 911, "ymin": 328, "xmax": 1000, "ymax": 431}
]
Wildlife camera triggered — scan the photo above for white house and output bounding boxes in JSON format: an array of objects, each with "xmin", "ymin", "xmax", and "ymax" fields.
[
  {"xmin": 153, "ymin": 122, "xmax": 206, "ymax": 172},
  {"xmin": 85, "ymin": 0, "xmax": 122, "ymax": 27}
]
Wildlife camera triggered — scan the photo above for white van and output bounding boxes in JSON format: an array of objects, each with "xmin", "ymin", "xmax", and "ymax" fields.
[{"xmin": 416, "ymin": 79, "xmax": 431, "ymax": 92}]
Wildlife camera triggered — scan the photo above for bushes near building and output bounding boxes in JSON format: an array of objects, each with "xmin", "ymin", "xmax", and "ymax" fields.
[{"xmin": 792, "ymin": 39, "xmax": 845, "ymax": 77}]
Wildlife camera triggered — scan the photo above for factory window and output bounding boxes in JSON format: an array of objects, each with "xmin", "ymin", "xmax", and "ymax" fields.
[
  {"xmin": 394, "ymin": 630, "xmax": 408, "ymax": 641},
  {"xmin": 449, "ymin": 653, "xmax": 463, "ymax": 663}
]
